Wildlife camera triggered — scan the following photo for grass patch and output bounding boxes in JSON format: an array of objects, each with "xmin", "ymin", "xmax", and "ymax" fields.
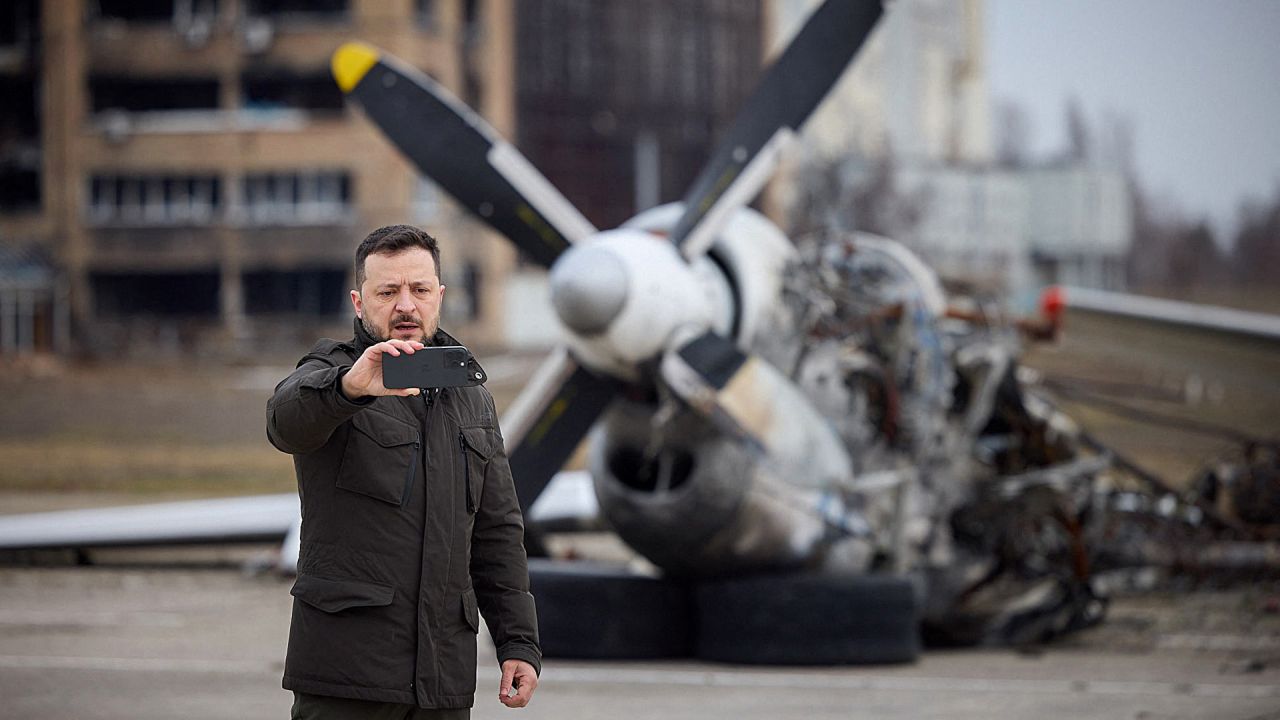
[{"xmin": 0, "ymin": 438, "xmax": 296, "ymax": 495}]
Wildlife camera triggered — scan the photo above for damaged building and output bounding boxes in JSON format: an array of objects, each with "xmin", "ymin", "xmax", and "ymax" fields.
[
  {"xmin": 0, "ymin": 0, "xmax": 518, "ymax": 356},
  {"xmin": 0, "ymin": 0, "xmax": 62, "ymax": 354}
]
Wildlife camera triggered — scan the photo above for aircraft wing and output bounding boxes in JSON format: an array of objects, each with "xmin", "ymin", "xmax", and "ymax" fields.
[
  {"xmin": 0, "ymin": 494, "xmax": 299, "ymax": 550},
  {"xmin": 0, "ymin": 472, "xmax": 598, "ymax": 567},
  {"xmin": 526, "ymin": 470, "xmax": 600, "ymax": 531},
  {"xmin": 1062, "ymin": 286, "xmax": 1280, "ymax": 341}
]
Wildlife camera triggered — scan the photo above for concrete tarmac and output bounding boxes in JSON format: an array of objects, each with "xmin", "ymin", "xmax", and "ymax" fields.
[{"xmin": 2, "ymin": 564, "xmax": 1279, "ymax": 720}]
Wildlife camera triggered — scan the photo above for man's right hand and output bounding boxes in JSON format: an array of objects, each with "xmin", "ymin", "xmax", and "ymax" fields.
[{"xmin": 340, "ymin": 339, "xmax": 426, "ymax": 399}]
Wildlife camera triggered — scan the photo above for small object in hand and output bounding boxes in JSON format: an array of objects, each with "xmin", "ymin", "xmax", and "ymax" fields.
[
  {"xmin": 506, "ymin": 686, "xmax": 518, "ymax": 698},
  {"xmin": 383, "ymin": 345, "xmax": 485, "ymax": 389}
]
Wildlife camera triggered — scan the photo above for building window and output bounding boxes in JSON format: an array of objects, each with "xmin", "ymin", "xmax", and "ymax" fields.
[
  {"xmin": 442, "ymin": 260, "xmax": 481, "ymax": 324},
  {"xmin": 91, "ymin": 0, "xmax": 176, "ymax": 23},
  {"xmin": 244, "ymin": 269, "xmax": 346, "ymax": 315},
  {"xmin": 241, "ymin": 68, "xmax": 344, "ymax": 114},
  {"xmin": 240, "ymin": 171, "xmax": 351, "ymax": 226},
  {"xmin": 0, "ymin": 168, "xmax": 39, "ymax": 211},
  {"xmin": 415, "ymin": 0, "xmax": 437, "ymax": 31},
  {"xmin": 413, "ymin": 178, "xmax": 444, "ymax": 223},
  {"xmin": 88, "ymin": 174, "xmax": 222, "ymax": 226},
  {"xmin": 91, "ymin": 271, "xmax": 220, "ymax": 316},
  {"xmin": 0, "ymin": 0, "xmax": 36, "ymax": 54},
  {"xmin": 90, "ymin": 0, "xmax": 220, "ymax": 24},
  {"xmin": 462, "ymin": 0, "xmax": 482, "ymax": 41},
  {"xmin": 89, "ymin": 76, "xmax": 220, "ymax": 114},
  {"xmin": 0, "ymin": 74, "xmax": 39, "ymax": 212},
  {"xmin": 243, "ymin": 0, "xmax": 348, "ymax": 22}
]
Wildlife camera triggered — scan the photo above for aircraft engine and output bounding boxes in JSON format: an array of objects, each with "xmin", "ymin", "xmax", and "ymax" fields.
[{"xmin": 588, "ymin": 398, "xmax": 872, "ymax": 577}]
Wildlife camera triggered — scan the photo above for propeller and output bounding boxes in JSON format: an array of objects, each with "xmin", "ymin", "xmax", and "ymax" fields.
[
  {"xmin": 667, "ymin": 0, "xmax": 884, "ymax": 260},
  {"xmin": 658, "ymin": 331, "xmax": 853, "ymax": 493},
  {"xmin": 499, "ymin": 348, "xmax": 620, "ymax": 511},
  {"xmin": 331, "ymin": 42, "xmax": 595, "ymax": 267},
  {"xmin": 331, "ymin": 0, "xmax": 887, "ymax": 531}
]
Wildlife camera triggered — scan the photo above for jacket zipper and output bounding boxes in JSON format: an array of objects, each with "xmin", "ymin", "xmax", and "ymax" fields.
[
  {"xmin": 401, "ymin": 389, "xmax": 433, "ymax": 508},
  {"xmin": 459, "ymin": 432, "xmax": 475, "ymax": 513}
]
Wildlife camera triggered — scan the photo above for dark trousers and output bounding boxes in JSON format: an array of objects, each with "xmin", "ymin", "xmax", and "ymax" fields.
[{"xmin": 291, "ymin": 692, "xmax": 470, "ymax": 720}]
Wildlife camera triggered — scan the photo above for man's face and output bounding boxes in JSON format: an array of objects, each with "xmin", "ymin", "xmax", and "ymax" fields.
[{"xmin": 351, "ymin": 248, "xmax": 445, "ymax": 344}]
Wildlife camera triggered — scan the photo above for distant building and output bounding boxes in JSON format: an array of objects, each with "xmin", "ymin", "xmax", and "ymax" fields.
[
  {"xmin": 772, "ymin": 0, "xmax": 991, "ymax": 166},
  {"xmin": 895, "ymin": 164, "xmax": 1028, "ymax": 291},
  {"xmin": 773, "ymin": 0, "xmax": 1131, "ymax": 303},
  {"xmin": 896, "ymin": 164, "xmax": 1132, "ymax": 303},
  {"xmin": 514, "ymin": 0, "xmax": 763, "ymax": 230},
  {"xmin": 504, "ymin": 0, "xmax": 765, "ymax": 348},
  {"xmin": 1023, "ymin": 166, "xmax": 1131, "ymax": 291},
  {"xmin": 0, "ymin": 0, "xmax": 518, "ymax": 357}
]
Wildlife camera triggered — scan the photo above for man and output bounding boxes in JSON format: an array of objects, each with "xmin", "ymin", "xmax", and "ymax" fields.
[{"xmin": 267, "ymin": 224, "xmax": 540, "ymax": 719}]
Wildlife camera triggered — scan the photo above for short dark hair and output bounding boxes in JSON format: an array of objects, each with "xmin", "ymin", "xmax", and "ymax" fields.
[{"xmin": 355, "ymin": 224, "xmax": 441, "ymax": 288}]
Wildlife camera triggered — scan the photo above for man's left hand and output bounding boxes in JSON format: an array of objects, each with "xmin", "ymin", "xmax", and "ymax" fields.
[{"xmin": 498, "ymin": 659, "xmax": 538, "ymax": 708}]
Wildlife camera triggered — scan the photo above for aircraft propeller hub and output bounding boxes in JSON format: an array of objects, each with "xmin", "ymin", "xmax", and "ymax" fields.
[
  {"xmin": 553, "ymin": 229, "xmax": 715, "ymax": 374},
  {"xmin": 548, "ymin": 242, "xmax": 629, "ymax": 336}
]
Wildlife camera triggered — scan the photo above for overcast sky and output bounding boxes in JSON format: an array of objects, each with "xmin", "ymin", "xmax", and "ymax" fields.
[{"xmin": 986, "ymin": 0, "xmax": 1280, "ymax": 239}]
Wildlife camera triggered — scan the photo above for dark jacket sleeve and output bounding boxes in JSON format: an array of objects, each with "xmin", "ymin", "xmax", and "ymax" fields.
[
  {"xmin": 470, "ymin": 392, "xmax": 542, "ymax": 676},
  {"xmin": 266, "ymin": 353, "xmax": 373, "ymax": 455}
]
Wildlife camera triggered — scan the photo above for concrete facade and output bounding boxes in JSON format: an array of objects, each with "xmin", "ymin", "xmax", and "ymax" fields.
[{"xmin": 0, "ymin": 0, "xmax": 517, "ymax": 356}]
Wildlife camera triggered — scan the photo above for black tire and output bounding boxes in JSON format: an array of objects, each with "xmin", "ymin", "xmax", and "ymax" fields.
[
  {"xmin": 528, "ymin": 559, "xmax": 692, "ymax": 659},
  {"xmin": 694, "ymin": 571, "xmax": 920, "ymax": 665}
]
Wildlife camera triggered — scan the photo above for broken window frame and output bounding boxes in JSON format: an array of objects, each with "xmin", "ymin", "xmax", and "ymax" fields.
[
  {"xmin": 243, "ymin": 268, "xmax": 347, "ymax": 316},
  {"xmin": 0, "ymin": 0, "xmax": 36, "ymax": 61},
  {"xmin": 239, "ymin": 68, "xmax": 345, "ymax": 117},
  {"xmin": 239, "ymin": 170, "xmax": 351, "ymax": 227},
  {"xmin": 90, "ymin": 270, "xmax": 221, "ymax": 317},
  {"xmin": 441, "ymin": 259, "xmax": 481, "ymax": 324},
  {"xmin": 415, "ymin": 0, "xmax": 438, "ymax": 32},
  {"xmin": 88, "ymin": 0, "xmax": 221, "ymax": 25},
  {"xmin": 88, "ymin": 174, "xmax": 222, "ymax": 227},
  {"xmin": 242, "ymin": 0, "xmax": 350, "ymax": 25},
  {"xmin": 89, "ymin": 75, "xmax": 222, "ymax": 118},
  {"xmin": 413, "ymin": 177, "xmax": 444, "ymax": 224}
]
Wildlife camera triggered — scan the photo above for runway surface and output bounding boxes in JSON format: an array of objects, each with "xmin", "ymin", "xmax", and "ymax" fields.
[{"xmin": 2, "ymin": 563, "xmax": 1278, "ymax": 720}]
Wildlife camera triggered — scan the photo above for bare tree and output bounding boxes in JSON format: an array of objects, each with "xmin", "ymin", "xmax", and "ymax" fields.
[
  {"xmin": 1095, "ymin": 108, "xmax": 1135, "ymax": 175},
  {"xmin": 1126, "ymin": 185, "xmax": 1225, "ymax": 292},
  {"xmin": 1231, "ymin": 183, "xmax": 1280, "ymax": 286},
  {"xmin": 787, "ymin": 151, "xmax": 927, "ymax": 241},
  {"xmin": 1063, "ymin": 97, "xmax": 1090, "ymax": 165},
  {"xmin": 1167, "ymin": 222, "xmax": 1225, "ymax": 290},
  {"xmin": 993, "ymin": 99, "xmax": 1032, "ymax": 169}
]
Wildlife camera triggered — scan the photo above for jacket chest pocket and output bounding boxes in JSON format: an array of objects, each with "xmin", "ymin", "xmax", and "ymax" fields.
[
  {"xmin": 336, "ymin": 411, "xmax": 420, "ymax": 506},
  {"xmin": 458, "ymin": 426, "xmax": 493, "ymax": 513}
]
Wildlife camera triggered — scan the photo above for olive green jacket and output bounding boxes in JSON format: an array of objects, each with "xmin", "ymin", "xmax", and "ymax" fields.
[{"xmin": 267, "ymin": 321, "xmax": 540, "ymax": 709}]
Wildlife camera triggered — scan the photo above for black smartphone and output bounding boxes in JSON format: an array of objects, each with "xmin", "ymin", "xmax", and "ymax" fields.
[{"xmin": 382, "ymin": 345, "xmax": 487, "ymax": 389}]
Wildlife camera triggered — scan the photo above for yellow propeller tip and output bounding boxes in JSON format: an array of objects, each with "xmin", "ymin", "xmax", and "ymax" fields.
[{"xmin": 332, "ymin": 42, "xmax": 380, "ymax": 93}]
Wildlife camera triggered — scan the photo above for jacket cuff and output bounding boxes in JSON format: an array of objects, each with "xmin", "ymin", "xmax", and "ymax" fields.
[
  {"xmin": 330, "ymin": 366, "xmax": 376, "ymax": 408},
  {"xmin": 497, "ymin": 645, "xmax": 542, "ymax": 677}
]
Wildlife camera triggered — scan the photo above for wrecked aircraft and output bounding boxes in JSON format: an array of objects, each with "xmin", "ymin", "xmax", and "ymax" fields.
[{"xmin": 3, "ymin": 0, "xmax": 1276, "ymax": 666}]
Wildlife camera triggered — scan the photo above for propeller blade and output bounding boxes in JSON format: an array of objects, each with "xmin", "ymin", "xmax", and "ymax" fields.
[
  {"xmin": 332, "ymin": 42, "xmax": 596, "ymax": 267},
  {"xmin": 660, "ymin": 331, "xmax": 853, "ymax": 491},
  {"xmin": 667, "ymin": 0, "xmax": 884, "ymax": 259},
  {"xmin": 501, "ymin": 348, "xmax": 621, "ymax": 512}
]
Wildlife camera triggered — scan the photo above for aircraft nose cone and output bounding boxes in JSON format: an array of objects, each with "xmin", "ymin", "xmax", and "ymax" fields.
[{"xmin": 550, "ymin": 245, "xmax": 629, "ymax": 336}]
